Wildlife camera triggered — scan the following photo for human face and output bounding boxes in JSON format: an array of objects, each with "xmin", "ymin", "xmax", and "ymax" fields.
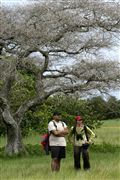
[
  {"xmin": 53, "ymin": 115, "xmax": 61, "ymax": 121},
  {"xmin": 76, "ymin": 120, "xmax": 83, "ymax": 127}
]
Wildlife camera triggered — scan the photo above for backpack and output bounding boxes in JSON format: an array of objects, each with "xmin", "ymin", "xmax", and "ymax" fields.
[
  {"xmin": 40, "ymin": 121, "xmax": 64, "ymax": 154},
  {"xmin": 41, "ymin": 133, "xmax": 50, "ymax": 155}
]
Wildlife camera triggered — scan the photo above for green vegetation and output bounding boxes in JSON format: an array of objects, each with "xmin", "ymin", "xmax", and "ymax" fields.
[
  {"xmin": 94, "ymin": 119, "xmax": 120, "ymax": 145},
  {"xmin": 0, "ymin": 119, "xmax": 120, "ymax": 180},
  {"xmin": 1, "ymin": 79, "xmax": 120, "ymax": 137},
  {"xmin": 0, "ymin": 151, "xmax": 120, "ymax": 180}
]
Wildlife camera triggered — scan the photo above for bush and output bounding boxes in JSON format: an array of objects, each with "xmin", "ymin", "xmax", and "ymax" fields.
[
  {"xmin": 90, "ymin": 143, "xmax": 120, "ymax": 153},
  {"xmin": 0, "ymin": 143, "xmax": 120, "ymax": 158},
  {"xmin": 25, "ymin": 144, "xmax": 44, "ymax": 156}
]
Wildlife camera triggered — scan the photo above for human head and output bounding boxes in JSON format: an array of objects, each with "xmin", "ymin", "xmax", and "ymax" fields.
[
  {"xmin": 75, "ymin": 115, "xmax": 83, "ymax": 126},
  {"xmin": 53, "ymin": 111, "xmax": 62, "ymax": 121},
  {"xmin": 75, "ymin": 115, "xmax": 82, "ymax": 121}
]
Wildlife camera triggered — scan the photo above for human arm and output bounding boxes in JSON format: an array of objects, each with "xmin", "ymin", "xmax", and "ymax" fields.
[
  {"xmin": 48, "ymin": 121, "xmax": 68, "ymax": 137},
  {"xmin": 86, "ymin": 126, "xmax": 95, "ymax": 144},
  {"xmin": 51, "ymin": 128, "xmax": 68, "ymax": 137}
]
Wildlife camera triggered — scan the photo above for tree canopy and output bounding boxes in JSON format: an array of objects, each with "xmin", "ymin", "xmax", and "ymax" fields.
[{"xmin": 0, "ymin": 0, "xmax": 120, "ymax": 155}]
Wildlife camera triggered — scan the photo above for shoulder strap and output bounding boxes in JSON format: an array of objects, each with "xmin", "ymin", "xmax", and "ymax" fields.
[
  {"xmin": 84, "ymin": 125, "xmax": 89, "ymax": 141},
  {"xmin": 61, "ymin": 121, "xmax": 64, "ymax": 127},
  {"xmin": 52, "ymin": 121, "xmax": 64, "ymax": 130},
  {"xmin": 71, "ymin": 126, "xmax": 76, "ymax": 134},
  {"xmin": 52, "ymin": 120, "xmax": 57, "ymax": 130},
  {"xmin": 72, "ymin": 126, "xmax": 76, "ymax": 140}
]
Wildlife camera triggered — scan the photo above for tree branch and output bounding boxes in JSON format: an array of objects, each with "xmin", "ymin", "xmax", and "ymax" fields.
[{"xmin": 0, "ymin": 68, "xmax": 15, "ymax": 99}]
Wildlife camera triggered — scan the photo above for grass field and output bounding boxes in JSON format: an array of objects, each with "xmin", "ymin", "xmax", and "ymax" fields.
[
  {"xmin": 0, "ymin": 151, "xmax": 120, "ymax": 180},
  {"xmin": 0, "ymin": 119, "xmax": 120, "ymax": 180},
  {"xmin": 94, "ymin": 119, "xmax": 120, "ymax": 145}
]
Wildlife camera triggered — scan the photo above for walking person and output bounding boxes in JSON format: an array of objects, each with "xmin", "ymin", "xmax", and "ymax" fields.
[
  {"xmin": 48, "ymin": 111, "xmax": 68, "ymax": 172},
  {"xmin": 69, "ymin": 115, "xmax": 95, "ymax": 170}
]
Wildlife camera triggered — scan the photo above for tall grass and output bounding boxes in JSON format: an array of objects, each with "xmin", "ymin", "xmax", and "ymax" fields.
[
  {"xmin": 0, "ymin": 119, "xmax": 120, "ymax": 180},
  {"xmin": 94, "ymin": 119, "xmax": 120, "ymax": 145},
  {"xmin": 0, "ymin": 152, "xmax": 120, "ymax": 180}
]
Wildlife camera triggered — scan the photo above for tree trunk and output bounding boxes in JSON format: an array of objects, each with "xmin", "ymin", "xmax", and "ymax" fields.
[
  {"xmin": 0, "ymin": 97, "xmax": 26, "ymax": 156},
  {"xmin": 5, "ymin": 123, "xmax": 26, "ymax": 156}
]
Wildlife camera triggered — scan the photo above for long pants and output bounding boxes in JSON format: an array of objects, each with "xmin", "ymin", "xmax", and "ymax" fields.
[{"xmin": 74, "ymin": 146, "xmax": 90, "ymax": 170}]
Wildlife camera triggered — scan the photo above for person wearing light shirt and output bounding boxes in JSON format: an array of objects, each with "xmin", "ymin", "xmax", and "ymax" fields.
[
  {"xmin": 69, "ymin": 115, "xmax": 95, "ymax": 170},
  {"xmin": 48, "ymin": 111, "xmax": 68, "ymax": 172}
]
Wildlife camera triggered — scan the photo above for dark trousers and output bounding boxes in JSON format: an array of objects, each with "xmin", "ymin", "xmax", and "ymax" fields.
[{"xmin": 74, "ymin": 146, "xmax": 90, "ymax": 170}]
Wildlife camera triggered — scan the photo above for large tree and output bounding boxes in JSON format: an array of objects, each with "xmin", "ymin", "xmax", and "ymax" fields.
[{"xmin": 0, "ymin": 0, "xmax": 120, "ymax": 155}]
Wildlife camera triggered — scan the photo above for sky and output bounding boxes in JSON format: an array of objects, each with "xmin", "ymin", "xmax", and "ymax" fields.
[
  {"xmin": 1, "ymin": 0, "xmax": 120, "ymax": 99},
  {"xmin": 0, "ymin": 0, "xmax": 35, "ymax": 6}
]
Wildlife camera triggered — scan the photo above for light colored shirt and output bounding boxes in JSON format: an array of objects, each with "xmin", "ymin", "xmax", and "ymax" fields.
[
  {"xmin": 70, "ymin": 125, "xmax": 95, "ymax": 146},
  {"xmin": 48, "ymin": 120, "xmax": 67, "ymax": 146}
]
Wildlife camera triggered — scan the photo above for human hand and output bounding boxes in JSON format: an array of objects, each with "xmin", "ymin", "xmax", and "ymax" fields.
[
  {"xmin": 61, "ymin": 128, "xmax": 68, "ymax": 135},
  {"xmin": 85, "ymin": 140, "xmax": 94, "ymax": 145},
  {"xmin": 85, "ymin": 140, "xmax": 91, "ymax": 145}
]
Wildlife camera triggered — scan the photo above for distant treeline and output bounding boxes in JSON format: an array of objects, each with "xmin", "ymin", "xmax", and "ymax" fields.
[{"xmin": 0, "ymin": 95, "xmax": 120, "ymax": 136}]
